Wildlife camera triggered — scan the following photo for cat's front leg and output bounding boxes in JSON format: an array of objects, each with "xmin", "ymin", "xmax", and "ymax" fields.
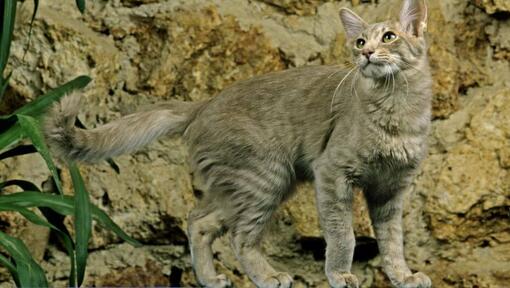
[
  {"xmin": 367, "ymin": 190, "xmax": 431, "ymax": 288},
  {"xmin": 314, "ymin": 166, "xmax": 359, "ymax": 288}
]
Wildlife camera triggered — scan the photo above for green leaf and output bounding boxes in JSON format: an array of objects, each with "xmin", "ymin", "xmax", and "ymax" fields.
[
  {"xmin": 69, "ymin": 163, "xmax": 91, "ymax": 286},
  {"xmin": 10, "ymin": 75, "xmax": 91, "ymax": 118},
  {"xmin": 0, "ymin": 253, "xmax": 20, "ymax": 286},
  {"xmin": 0, "ymin": 203, "xmax": 77, "ymax": 286},
  {"xmin": 88, "ymin": 202, "xmax": 141, "ymax": 247},
  {"xmin": 0, "ymin": 253, "xmax": 16, "ymax": 276},
  {"xmin": 17, "ymin": 115, "xmax": 64, "ymax": 195},
  {"xmin": 0, "ymin": 0, "xmax": 16, "ymax": 78},
  {"xmin": 21, "ymin": 0, "xmax": 39, "ymax": 63},
  {"xmin": 0, "ymin": 203, "xmax": 60, "ymax": 231},
  {"xmin": 16, "ymin": 260, "xmax": 48, "ymax": 288},
  {"xmin": 39, "ymin": 206, "xmax": 78, "ymax": 287},
  {"xmin": 0, "ymin": 231, "xmax": 48, "ymax": 287},
  {"xmin": 0, "ymin": 191, "xmax": 141, "ymax": 246},
  {"xmin": 0, "ymin": 122, "xmax": 23, "ymax": 152},
  {"xmin": 0, "ymin": 180, "xmax": 77, "ymax": 286},
  {"xmin": 75, "ymin": 0, "xmax": 86, "ymax": 14},
  {"xmin": 0, "ymin": 191, "xmax": 73, "ymax": 215}
]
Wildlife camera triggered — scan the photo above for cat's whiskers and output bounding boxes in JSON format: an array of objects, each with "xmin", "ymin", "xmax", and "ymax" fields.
[
  {"xmin": 397, "ymin": 59, "xmax": 423, "ymax": 74},
  {"xmin": 402, "ymin": 72, "xmax": 410, "ymax": 99},
  {"xmin": 383, "ymin": 65, "xmax": 392, "ymax": 93},
  {"xmin": 330, "ymin": 66, "xmax": 358, "ymax": 112},
  {"xmin": 327, "ymin": 65, "xmax": 345, "ymax": 79},
  {"xmin": 351, "ymin": 69, "xmax": 361, "ymax": 101},
  {"xmin": 391, "ymin": 68, "xmax": 396, "ymax": 96}
]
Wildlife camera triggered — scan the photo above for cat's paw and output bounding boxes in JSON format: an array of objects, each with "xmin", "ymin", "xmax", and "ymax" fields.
[
  {"xmin": 257, "ymin": 272, "xmax": 293, "ymax": 288},
  {"xmin": 202, "ymin": 274, "xmax": 233, "ymax": 288},
  {"xmin": 396, "ymin": 272, "xmax": 431, "ymax": 288},
  {"xmin": 327, "ymin": 272, "xmax": 359, "ymax": 288}
]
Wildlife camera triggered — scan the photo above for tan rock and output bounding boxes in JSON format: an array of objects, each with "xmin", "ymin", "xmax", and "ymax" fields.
[
  {"xmin": 473, "ymin": 0, "xmax": 510, "ymax": 14},
  {"xmin": 421, "ymin": 88, "xmax": 510, "ymax": 243},
  {"xmin": 2, "ymin": 0, "xmax": 510, "ymax": 287}
]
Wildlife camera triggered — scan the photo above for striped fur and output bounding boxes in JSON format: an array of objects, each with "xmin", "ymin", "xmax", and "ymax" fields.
[{"xmin": 44, "ymin": 1, "xmax": 432, "ymax": 287}]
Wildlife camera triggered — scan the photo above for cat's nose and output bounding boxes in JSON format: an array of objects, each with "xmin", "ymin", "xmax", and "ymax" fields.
[{"xmin": 362, "ymin": 50, "xmax": 374, "ymax": 59}]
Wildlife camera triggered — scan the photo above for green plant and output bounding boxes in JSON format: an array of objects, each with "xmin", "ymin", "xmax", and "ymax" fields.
[{"xmin": 0, "ymin": 0, "xmax": 139, "ymax": 287}]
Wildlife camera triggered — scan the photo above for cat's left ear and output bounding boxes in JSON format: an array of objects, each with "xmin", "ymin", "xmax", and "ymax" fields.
[{"xmin": 400, "ymin": 0, "xmax": 428, "ymax": 37}]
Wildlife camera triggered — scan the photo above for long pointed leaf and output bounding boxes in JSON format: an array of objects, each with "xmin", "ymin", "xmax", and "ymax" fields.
[
  {"xmin": 11, "ymin": 75, "xmax": 91, "ymax": 118},
  {"xmin": 0, "ymin": 122, "xmax": 23, "ymax": 152},
  {"xmin": 0, "ymin": 192, "xmax": 73, "ymax": 215},
  {"xmin": 69, "ymin": 163, "xmax": 91, "ymax": 286},
  {"xmin": 0, "ymin": 0, "xmax": 16, "ymax": 78},
  {"xmin": 0, "ymin": 253, "xmax": 20, "ymax": 286},
  {"xmin": 0, "ymin": 204, "xmax": 59, "ymax": 231},
  {"xmin": 0, "ymin": 231, "xmax": 48, "ymax": 287},
  {"xmin": 0, "ymin": 178, "xmax": 78, "ymax": 286},
  {"xmin": 16, "ymin": 258, "xmax": 48, "ymax": 287},
  {"xmin": 17, "ymin": 115, "xmax": 64, "ymax": 195},
  {"xmin": 39, "ymin": 206, "xmax": 78, "ymax": 287},
  {"xmin": 0, "ymin": 253, "xmax": 16, "ymax": 275},
  {"xmin": 76, "ymin": 0, "xmax": 86, "ymax": 14},
  {"xmin": 21, "ymin": 0, "xmax": 39, "ymax": 63},
  {"xmin": 0, "ymin": 202, "xmax": 76, "ymax": 286},
  {"xmin": 39, "ymin": 177, "xmax": 77, "ymax": 287},
  {"xmin": 0, "ymin": 192, "xmax": 141, "ymax": 246}
]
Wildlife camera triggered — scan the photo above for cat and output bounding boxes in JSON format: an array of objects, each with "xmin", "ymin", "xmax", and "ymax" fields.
[{"xmin": 44, "ymin": 0, "xmax": 432, "ymax": 287}]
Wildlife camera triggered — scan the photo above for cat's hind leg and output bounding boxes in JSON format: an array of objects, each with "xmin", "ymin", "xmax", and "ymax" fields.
[
  {"xmin": 186, "ymin": 121, "xmax": 295, "ymax": 287},
  {"xmin": 225, "ymin": 162, "xmax": 295, "ymax": 288},
  {"xmin": 188, "ymin": 207, "xmax": 231, "ymax": 288}
]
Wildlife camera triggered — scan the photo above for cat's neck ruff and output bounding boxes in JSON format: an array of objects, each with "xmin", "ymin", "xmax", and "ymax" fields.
[{"xmin": 356, "ymin": 68, "xmax": 431, "ymax": 137}]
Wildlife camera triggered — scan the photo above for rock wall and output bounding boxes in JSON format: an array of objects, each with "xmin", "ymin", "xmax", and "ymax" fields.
[{"xmin": 1, "ymin": 0, "xmax": 509, "ymax": 287}]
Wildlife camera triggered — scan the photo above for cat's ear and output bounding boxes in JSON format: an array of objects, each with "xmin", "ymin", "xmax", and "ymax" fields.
[
  {"xmin": 400, "ymin": 0, "xmax": 428, "ymax": 37},
  {"xmin": 339, "ymin": 8, "xmax": 368, "ymax": 39}
]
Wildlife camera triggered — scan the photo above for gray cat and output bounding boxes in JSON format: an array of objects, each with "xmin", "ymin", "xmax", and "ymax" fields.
[{"xmin": 44, "ymin": 0, "xmax": 432, "ymax": 287}]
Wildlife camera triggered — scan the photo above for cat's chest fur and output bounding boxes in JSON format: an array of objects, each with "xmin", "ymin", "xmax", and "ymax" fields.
[
  {"xmin": 353, "ymin": 127, "xmax": 426, "ymax": 193},
  {"xmin": 352, "ymin": 88, "xmax": 430, "ymax": 189},
  {"xmin": 367, "ymin": 125, "xmax": 426, "ymax": 164},
  {"xmin": 362, "ymin": 86, "xmax": 429, "ymax": 163}
]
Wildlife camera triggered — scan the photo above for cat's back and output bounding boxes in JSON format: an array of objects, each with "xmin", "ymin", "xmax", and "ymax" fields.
[
  {"xmin": 184, "ymin": 65, "xmax": 352, "ymax": 164},
  {"xmin": 201, "ymin": 65, "xmax": 343, "ymax": 118}
]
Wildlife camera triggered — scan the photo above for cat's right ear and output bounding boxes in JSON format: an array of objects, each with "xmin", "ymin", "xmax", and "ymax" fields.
[{"xmin": 339, "ymin": 8, "xmax": 368, "ymax": 39}]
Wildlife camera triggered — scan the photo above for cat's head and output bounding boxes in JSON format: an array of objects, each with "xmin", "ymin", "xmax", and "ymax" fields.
[{"xmin": 339, "ymin": 0, "xmax": 428, "ymax": 79}]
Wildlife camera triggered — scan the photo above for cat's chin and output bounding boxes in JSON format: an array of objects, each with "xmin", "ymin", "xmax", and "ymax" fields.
[{"xmin": 360, "ymin": 63, "xmax": 400, "ymax": 80}]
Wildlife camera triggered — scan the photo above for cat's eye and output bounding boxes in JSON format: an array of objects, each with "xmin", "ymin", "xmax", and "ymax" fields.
[
  {"xmin": 355, "ymin": 38, "xmax": 365, "ymax": 49},
  {"xmin": 382, "ymin": 31, "xmax": 397, "ymax": 43}
]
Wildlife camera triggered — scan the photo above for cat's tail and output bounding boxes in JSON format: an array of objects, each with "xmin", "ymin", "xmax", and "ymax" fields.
[{"xmin": 44, "ymin": 91, "xmax": 204, "ymax": 163}]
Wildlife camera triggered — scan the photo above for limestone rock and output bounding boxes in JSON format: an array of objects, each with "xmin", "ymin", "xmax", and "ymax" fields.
[
  {"xmin": 2, "ymin": 0, "xmax": 510, "ymax": 287},
  {"xmin": 421, "ymin": 87, "xmax": 510, "ymax": 243},
  {"xmin": 473, "ymin": 0, "xmax": 510, "ymax": 14}
]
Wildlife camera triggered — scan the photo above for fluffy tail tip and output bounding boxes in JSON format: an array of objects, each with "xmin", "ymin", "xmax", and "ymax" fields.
[{"xmin": 43, "ymin": 91, "xmax": 83, "ymax": 162}]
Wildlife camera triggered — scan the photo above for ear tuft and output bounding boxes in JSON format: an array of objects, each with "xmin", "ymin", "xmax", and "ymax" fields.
[
  {"xmin": 339, "ymin": 8, "xmax": 368, "ymax": 39},
  {"xmin": 400, "ymin": 0, "xmax": 428, "ymax": 37}
]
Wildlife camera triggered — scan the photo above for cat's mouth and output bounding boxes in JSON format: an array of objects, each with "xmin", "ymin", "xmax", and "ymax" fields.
[
  {"xmin": 360, "ymin": 60, "xmax": 399, "ymax": 78},
  {"xmin": 364, "ymin": 58, "xmax": 386, "ymax": 66},
  {"xmin": 362, "ymin": 61, "xmax": 385, "ymax": 70}
]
